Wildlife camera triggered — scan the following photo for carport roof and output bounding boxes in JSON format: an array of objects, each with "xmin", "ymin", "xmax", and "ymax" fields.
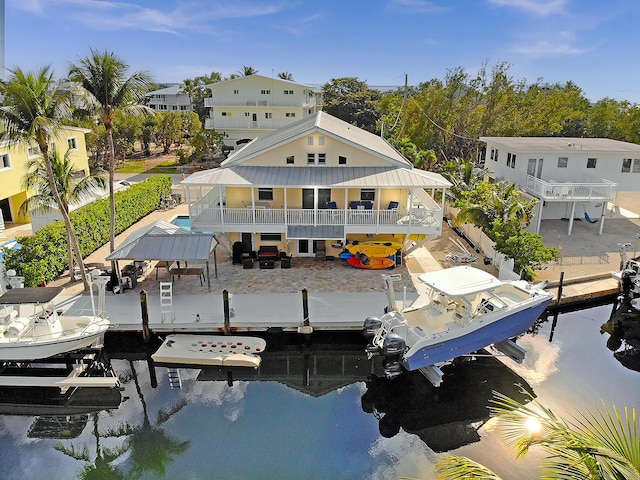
[{"xmin": 105, "ymin": 220, "xmax": 216, "ymax": 262}]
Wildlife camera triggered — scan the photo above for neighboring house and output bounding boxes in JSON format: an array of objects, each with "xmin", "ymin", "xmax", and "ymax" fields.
[
  {"xmin": 182, "ymin": 111, "xmax": 451, "ymax": 259},
  {"xmin": 204, "ymin": 74, "xmax": 320, "ymax": 148},
  {"xmin": 146, "ymin": 85, "xmax": 192, "ymax": 112},
  {"xmin": 0, "ymin": 126, "xmax": 92, "ymax": 229},
  {"xmin": 480, "ymin": 136, "xmax": 640, "ymax": 235}
]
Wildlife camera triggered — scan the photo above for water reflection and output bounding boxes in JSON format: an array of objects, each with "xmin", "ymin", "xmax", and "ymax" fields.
[
  {"xmin": 601, "ymin": 302, "xmax": 640, "ymax": 373},
  {"xmin": 360, "ymin": 354, "xmax": 534, "ymax": 452}
]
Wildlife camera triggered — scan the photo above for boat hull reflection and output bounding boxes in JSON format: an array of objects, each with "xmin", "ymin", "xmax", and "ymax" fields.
[{"xmin": 360, "ymin": 352, "xmax": 534, "ymax": 452}]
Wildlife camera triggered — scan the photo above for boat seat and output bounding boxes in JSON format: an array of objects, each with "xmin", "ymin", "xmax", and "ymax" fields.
[
  {"xmin": 6, "ymin": 318, "xmax": 31, "ymax": 337},
  {"xmin": 2, "ymin": 309, "xmax": 18, "ymax": 325}
]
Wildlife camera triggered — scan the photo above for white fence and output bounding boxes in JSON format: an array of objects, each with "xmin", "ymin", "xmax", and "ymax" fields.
[{"xmin": 445, "ymin": 205, "xmax": 520, "ymax": 280}]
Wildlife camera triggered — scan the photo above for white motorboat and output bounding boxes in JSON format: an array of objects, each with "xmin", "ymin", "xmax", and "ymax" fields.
[
  {"xmin": 363, "ymin": 267, "xmax": 553, "ymax": 380},
  {"xmin": 612, "ymin": 242, "xmax": 640, "ymax": 301},
  {"xmin": 0, "ymin": 286, "xmax": 111, "ymax": 361}
]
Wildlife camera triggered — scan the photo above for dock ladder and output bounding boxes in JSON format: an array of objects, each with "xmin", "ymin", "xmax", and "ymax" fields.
[
  {"xmin": 167, "ymin": 368, "xmax": 182, "ymax": 389},
  {"xmin": 160, "ymin": 282, "xmax": 175, "ymax": 323}
]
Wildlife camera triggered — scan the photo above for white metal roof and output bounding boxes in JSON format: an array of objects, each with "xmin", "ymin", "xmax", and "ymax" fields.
[
  {"xmin": 106, "ymin": 220, "xmax": 216, "ymax": 262},
  {"xmin": 480, "ymin": 137, "xmax": 640, "ymax": 153},
  {"xmin": 183, "ymin": 166, "xmax": 451, "ymax": 188},
  {"xmin": 221, "ymin": 112, "xmax": 412, "ymax": 168},
  {"xmin": 418, "ymin": 266, "xmax": 503, "ymax": 296},
  {"xmin": 204, "ymin": 74, "xmax": 313, "ymax": 90}
]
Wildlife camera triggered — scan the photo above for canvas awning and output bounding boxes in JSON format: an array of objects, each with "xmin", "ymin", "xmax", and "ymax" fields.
[{"xmin": 106, "ymin": 220, "xmax": 218, "ymax": 291}]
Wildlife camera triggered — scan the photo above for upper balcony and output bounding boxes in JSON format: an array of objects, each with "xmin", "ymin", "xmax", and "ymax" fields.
[
  {"xmin": 204, "ymin": 97, "xmax": 316, "ymax": 109},
  {"xmin": 524, "ymin": 175, "xmax": 617, "ymax": 202},
  {"xmin": 204, "ymin": 118, "xmax": 297, "ymax": 131}
]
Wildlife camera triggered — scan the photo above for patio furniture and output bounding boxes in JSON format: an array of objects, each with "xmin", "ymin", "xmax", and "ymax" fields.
[
  {"xmin": 243, "ymin": 258, "xmax": 254, "ymax": 269},
  {"xmin": 169, "ymin": 266, "xmax": 205, "ymax": 286},
  {"xmin": 281, "ymin": 256, "xmax": 292, "ymax": 268},
  {"xmin": 258, "ymin": 245, "xmax": 279, "ymax": 261},
  {"xmin": 259, "ymin": 260, "xmax": 275, "ymax": 269}
]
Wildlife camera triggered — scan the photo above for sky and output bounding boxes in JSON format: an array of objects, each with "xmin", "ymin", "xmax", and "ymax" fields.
[{"xmin": 2, "ymin": 0, "xmax": 640, "ymax": 103}]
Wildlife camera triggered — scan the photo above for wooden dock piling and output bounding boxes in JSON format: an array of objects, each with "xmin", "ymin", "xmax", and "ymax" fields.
[{"xmin": 140, "ymin": 290, "xmax": 150, "ymax": 343}]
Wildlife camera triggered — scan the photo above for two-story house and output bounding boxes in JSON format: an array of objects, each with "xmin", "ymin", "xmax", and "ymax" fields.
[
  {"xmin": 204, "ymin": 75, "xmax": 320, "ymax": 148},
  {"xmin": 183, "ymin": 111, "xmax": 451, "ymax": 259},
  {"xmin": 146, "ymin": 85, "xmax": 192, "ymax": 112},
  {"xmin": 480, "ymin": 137, "xmax": 640, "ymax": 235},
  {"xmin": 0, "ymin": 126, "xmax": 92, "ymax": 230}
]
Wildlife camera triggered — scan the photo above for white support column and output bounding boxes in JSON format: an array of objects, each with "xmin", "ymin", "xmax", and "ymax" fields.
[
  {"xmin": 535, "ymin": 200, "xmax": 544, "ymax": 234},
  {"xmin": 568, "ymin": 202, "xmax": 577, "ymax": 235}
]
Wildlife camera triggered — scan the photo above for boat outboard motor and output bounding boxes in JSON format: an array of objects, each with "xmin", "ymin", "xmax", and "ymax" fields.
[
  {"xmin": 363, "ymin": 316, "xmax": 382, "ymax": 339},
  {"xmin": 382, "ymin": 333, "xmax": 406, "ymax": 356}
]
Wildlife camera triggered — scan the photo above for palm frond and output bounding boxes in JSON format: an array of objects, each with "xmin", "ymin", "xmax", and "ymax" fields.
[{"xmin": 436, "ymin": 455, "xmax": 503, "ymax": 479}]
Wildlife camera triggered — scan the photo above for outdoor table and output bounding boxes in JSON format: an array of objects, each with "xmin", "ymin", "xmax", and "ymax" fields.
[{"xmin": 169, "ymin": 266, "xmax": 205, "ymax": 286}]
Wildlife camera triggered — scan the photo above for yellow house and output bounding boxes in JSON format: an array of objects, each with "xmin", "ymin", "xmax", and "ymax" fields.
[
  {"xmin": 0, "ymin": 126, "xmax": 91, "ymax": 228},
  {"xmin": 183, "ymin": 112, "xmax": 451, "ymax": 258}
]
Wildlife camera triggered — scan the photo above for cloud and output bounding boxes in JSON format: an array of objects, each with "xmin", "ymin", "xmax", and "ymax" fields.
[
  {"xmin": 387, "ymin": 0, "xmax": 447, "ymax": 14},
  {"xmin": 9, "ymin": 0, "xmax": 294, "ymax": 35},
  {"xmin": 509, "ymin": 31, "xmax": 594, "ymax": 58},
  {"xmin": 488, "ymin": 0, "xmax": 568, "ymax": 16}
]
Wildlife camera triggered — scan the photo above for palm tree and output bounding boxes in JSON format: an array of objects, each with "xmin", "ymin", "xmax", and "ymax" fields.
[
  {"xmin": 237, "ymin": 65, "xmax": 258, "ymax": 76},
  {"xmin": 0, "ymin": 66, "xmax": 92, "ymax": 288},
  {"xmin": 20, "ymin": 149, "xmax": 106, "ymax": 281},
  {"xmin": 68, "ymin": 49, "xmax": 153, "ymax": 261},
  {"xmin": 437, "ymin": 391, "xmax": 640, "ymax": 479},
  {"xmin": 277, "ymin": 71, "xmax": 294, "ymax": 81}
]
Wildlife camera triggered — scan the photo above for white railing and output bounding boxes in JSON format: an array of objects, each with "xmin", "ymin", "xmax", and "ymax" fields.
[
  {"xmin": 203, "ymin": 118, "xmax": 295, "ymax": 130},
  {"xmin": 192, "ymin": 206, "xmax": 442, "ymax": 229},
  {"xmin": 203, "ymin": 98, "xmax": 316, "ymax": 108},
  {"xmin": 525, "ymin": 175, "xmax": 617, "ymax": 200}
]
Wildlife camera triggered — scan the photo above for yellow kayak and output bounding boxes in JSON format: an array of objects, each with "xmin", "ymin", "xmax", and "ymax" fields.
[
  {"xmin": 347, "ymin": 243, "xmax": 398, "ymax": 258},
  {"xmin": 363, "ymin": 240, "xmax": 403, "ymax": 250}
]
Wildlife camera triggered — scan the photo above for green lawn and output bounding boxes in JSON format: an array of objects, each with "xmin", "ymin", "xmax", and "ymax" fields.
[{"xmin": 115, "ymin": 158, "xmax": 178, "ymax": 174}]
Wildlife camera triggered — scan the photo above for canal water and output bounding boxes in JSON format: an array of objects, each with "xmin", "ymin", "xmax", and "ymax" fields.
[{"xmin": 1, "ymin": 303, "xmax": 638, "ymax": 480}]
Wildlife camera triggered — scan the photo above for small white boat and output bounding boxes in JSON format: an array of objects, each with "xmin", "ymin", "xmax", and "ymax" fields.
[
  {"xmin": 363, "ymin": 267, "xmax": 553, "ymax": 379},
  {"xmin": 152, "ymin": 334, "xmax": 266, "ymax": 368},
  {"xmin": 0, "ymin": 287, "xmax": 111, "ymax": 361}
]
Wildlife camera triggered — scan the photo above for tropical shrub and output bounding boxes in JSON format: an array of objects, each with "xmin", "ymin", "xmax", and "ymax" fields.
[{"xmin": 3, "ymin": 175, "xmax": 172, "ymax": 286}]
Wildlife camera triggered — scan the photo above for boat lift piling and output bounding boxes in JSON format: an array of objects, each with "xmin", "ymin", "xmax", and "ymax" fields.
[
  {"xmin": 140, "ymin": 290, "xmax": 150, "ymax": 343},
  {"xmin": 223, "ymin": 290, "xmax": 231, "ymax": 335},
  {"xmin": 297, "ymin": 289, "xmax": 313, "ymax": 336},
  {"xmin": 556, "ymin": 272, "xmax": 565, "ymax": 306}
]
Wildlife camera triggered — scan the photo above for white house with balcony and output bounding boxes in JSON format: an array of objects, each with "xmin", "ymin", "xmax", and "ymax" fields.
[
  {"xmin": 183, "ymin": 111, "xmax": 451, "ymax": 259},
  {"xmin": 480, "ymin": 136, "xmax": 640, "ymax": 235},
  {"xmin": 146, "ymin": 85, "xmax": 192, "ymax": 112},
  {"xmin": 204, "ymin": 75, "xmax": 320, "ymax": 148}
]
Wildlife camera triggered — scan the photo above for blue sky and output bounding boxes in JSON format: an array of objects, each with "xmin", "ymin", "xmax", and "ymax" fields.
[{"xmin": 3, "ymin": 0, "xmax": 640, "ymax": 102}]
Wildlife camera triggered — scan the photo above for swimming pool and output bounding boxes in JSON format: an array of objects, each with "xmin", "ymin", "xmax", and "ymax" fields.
[{"xmin": 171, "ymin": 215, "xmax": 191, "ymax": 231}]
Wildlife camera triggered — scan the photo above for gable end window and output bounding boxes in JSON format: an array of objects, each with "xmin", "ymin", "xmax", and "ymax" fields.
[
  {"xmin": 558, "ymin": 157, "xmax": 568, "ymax": 168},
  {"xmin": 265, "ymin": 112, "xmax": 272, "ymax": 119},
  {"xmin": 338, "ymin": 156, "xmax": 347, "ymax": 165},
  {"xmin": 0, "ymin": 153, "xmax": 10, "ymax": 169},
  {"xmin": 221, "ymin": 112, "xmax": 231, "ymax": 117},
  {"xmin": 260, "ymin": 89, "xmax": 271, "ymax": 95},
  {"xmin": 318, "ymin": 153, "xmax": 326, "ymax": 164},
  {"xmin": 67, "ymin": 137, "xmax": 77, "ymax": 151},
  {"xmin": 633, "ymin": 159, "xmax": 640, "ymax": 173},
  {"xmin": 285, "ymin": 112, "xmax": 296, "ymax": 117},
  {"xmin": 490, "ymin": 148, "xmax": 499, "ymax": 162},
  {"xmin": 307, "ymin": 153, "xmax": 315, "ymax": 164},
  {"xmin": 233, "ymin": 89, "xmax": 239, "ymax": 94},
  {"xmin": 622, "ymin": 158, "xmax": 632, "ymax": 172},
  {"xmin": 307, "ymin": 136, "xmax": 314, "ymax": 146},
  {"xmin": 258, "ymin": 188, "xmax": 273, "ymax": 201},
  {"xmin": 587, "ymin": 157, "xmax": 597, "ymax": 169},
  {"xmin": 286, "ymin": 155, "xmax": 294, "ymax": 165},
  {"xmin": 507, "ymin": 152, "xmax": 516, "ymax": 168},
  {"xmin": 284, "ymin": 90, "xmax": 293, "ymax": 95}
]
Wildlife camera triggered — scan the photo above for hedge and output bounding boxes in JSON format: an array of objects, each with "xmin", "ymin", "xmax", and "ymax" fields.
[{"xmin": 2, "ymin": 175, "xmax": 172, "ymax": 286}]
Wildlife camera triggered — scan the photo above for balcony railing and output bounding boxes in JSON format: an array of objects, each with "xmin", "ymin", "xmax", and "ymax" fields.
[
  {"xmin": 525, "ymin": 175, "xmax": 617, "ymax": 201},
  {"xmin": 204, "ymin": 98, "xmax": 316, "ymax": 108},
  {"xmin": 192, "ymin": 206, "xmax": 441, "ymax": 230},
  {"xmin": 204, "ymin": 118, "xmax": 297, "ymax": 131}
]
